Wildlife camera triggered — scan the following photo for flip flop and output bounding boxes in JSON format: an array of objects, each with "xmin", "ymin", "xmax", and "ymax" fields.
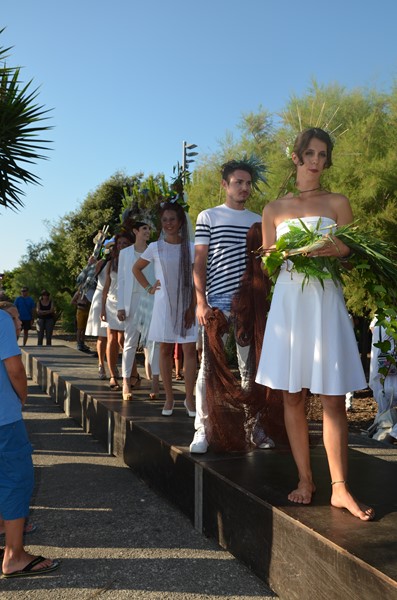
[{"xmin": 2, "ymin": 556, "xmax": 60, "ymax": 578}]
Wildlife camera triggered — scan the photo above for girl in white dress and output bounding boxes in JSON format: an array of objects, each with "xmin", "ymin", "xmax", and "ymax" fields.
[
  {"xmin": 256, "ymin": 128, "xmax": 373, "ymax": 521},
  {"xmin": 133, "ymin": 202, "xmax": 197, "ymax": 416},
  {"xmin": 101, "ymin": 232, "xmax": 134, "ymax": 390},
  {"xmin": 85, "ymin": 251, "xmax": 111, "ymax": 379}
]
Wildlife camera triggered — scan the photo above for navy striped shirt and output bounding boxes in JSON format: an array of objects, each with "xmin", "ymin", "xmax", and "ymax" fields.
[{"xmin": 195, "ymin": 204, "xmax": 261, "ymax": 297}]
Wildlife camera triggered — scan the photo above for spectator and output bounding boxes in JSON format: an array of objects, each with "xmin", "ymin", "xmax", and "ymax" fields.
[
  {"xmin": 36, "ymin": 290, "xmax": 56, "ymax": 346},
  {"xmin": 0, "ymin": 301, "xmax": 60, "ymax": 577},
  {"xmin": 14, "ymin": 287, "xmax": 35, "ymax": 346}
]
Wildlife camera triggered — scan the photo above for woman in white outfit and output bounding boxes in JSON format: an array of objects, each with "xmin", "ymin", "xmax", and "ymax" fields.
[
  {"xmin": 85, "ymin": 248, "xmax": 112, "ymax": 379},
  {"xmin": 101, "ymin": 232, "xmax": 134, "ymax": 390},
  {"xmin": 117, "ymin": 221, "xmax": 158, "ymax": 401},
  {"xmin": 256, "ymin": 127, "xmax": 373, "ymax": 520},
  {"xmin": 133, "ymin": 201, "xmax": 197, "ymax": 416}
]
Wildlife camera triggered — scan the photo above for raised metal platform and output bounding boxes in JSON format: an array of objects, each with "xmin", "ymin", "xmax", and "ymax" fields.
[{"xmin": 23, "ymin": 345, "xmax": 397, "ymax": 600}]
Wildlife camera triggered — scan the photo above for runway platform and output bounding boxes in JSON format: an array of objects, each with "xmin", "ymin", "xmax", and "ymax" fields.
[{"xmin": 22, "ymin": 344, "xmax": 397, "ymax": 600}]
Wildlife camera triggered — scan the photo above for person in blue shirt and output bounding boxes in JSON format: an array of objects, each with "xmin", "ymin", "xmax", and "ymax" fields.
[
  {"xmin": 0, "ymin": 302, "xmax": 60, "ymax": 577},
  {"xmin": 14, "ymin": 287, "xmax": 36, "ymax": 346}
]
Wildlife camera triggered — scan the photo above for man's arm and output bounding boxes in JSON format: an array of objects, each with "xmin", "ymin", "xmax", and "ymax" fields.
[
  {"xmin": 193, "ymin": 244, "xmax": 212, "ymax": 326},
  {"xmin": 4, "ymin": 355, "xmax": 28, "ymax": 405}
]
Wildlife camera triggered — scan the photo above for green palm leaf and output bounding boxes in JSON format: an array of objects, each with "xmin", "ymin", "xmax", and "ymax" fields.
[{"xmin": 0, "ymin": 30, "xmax": 53, "ymax": 209}]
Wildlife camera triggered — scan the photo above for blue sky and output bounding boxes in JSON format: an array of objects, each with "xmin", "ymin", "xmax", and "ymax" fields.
[{"xmin": 1, "ymin": 0, "xmax": 396, "ymax": 271}]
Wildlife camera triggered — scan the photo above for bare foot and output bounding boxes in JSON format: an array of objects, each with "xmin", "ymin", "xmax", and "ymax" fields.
[
  {"xmin": 288, "ymin": 480, "xmax": 316, "ymax": 504},
  {"xmin": 2, "ymin": 550, "xmax": 55, "ymax": 575},
  {"xmin": 331, "ymin": 482, "xmax": 374, "ymax": 521}
]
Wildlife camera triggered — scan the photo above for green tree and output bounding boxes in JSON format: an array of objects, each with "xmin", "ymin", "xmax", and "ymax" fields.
[
  {"xmin": 6, "ymin": 171, "xmax": 168, "ymax": 329},
  {"xmin": 0, "ymin": 29, "xmax": 52, "ymax": 209}
]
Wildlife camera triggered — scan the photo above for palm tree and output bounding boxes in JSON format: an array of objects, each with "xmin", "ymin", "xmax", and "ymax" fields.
[{"xmin": 0, "ymin": 28, "xmax": 52, "ymax": 210}]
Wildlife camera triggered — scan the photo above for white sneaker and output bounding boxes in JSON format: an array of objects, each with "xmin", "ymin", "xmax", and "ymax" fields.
[
  {"xmin": 189, "ymin": 430, "xmax": 208, "ymax": 454},
  {"xmin": 255, "ymin": 436, "xmax": 275, "ymax": 449},
  {"xmin": 252, "ymin": 424, "xmax": 275, "ymax": 449}
]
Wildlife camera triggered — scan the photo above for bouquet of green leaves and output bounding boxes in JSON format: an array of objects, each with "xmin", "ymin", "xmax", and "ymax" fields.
[{"xmin": 261, "ymin": 218, "xmax": 397, "ymax": 295}]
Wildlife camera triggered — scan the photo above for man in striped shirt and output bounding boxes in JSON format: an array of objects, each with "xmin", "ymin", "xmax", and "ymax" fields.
[{"xmin": 190, "ymin": 160, "xmax": 261, "ymax": 453}]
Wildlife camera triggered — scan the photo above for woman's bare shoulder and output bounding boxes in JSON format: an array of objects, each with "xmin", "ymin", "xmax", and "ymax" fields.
[
  {"xmin": 324, "ymin": 189, "xmax": 350, "ymax": 203},
  {"xmin": 262, "ymin": 195, "xmax": 291, "ymax": 214}
]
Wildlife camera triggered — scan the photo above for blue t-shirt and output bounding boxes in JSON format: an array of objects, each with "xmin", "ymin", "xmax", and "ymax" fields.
[
  {"xmin": 0, "ymin": 311, "xmax": 23, "ymax": 426},
  {"xmin": 14, "ymin": 295, "xmax": 35, "ymax": 321}
]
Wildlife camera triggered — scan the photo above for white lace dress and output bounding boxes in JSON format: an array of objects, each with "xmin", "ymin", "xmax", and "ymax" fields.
[{"xmin": 255, "ymin": 216, "xmax": 367, "ymax": 395}]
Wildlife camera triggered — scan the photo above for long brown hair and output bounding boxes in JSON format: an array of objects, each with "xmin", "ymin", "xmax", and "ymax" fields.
[
  {"xmin": 160, "ymin": 202, "xmax": 193, "ymax": 337},
  {"xmin": 202, "ymin": 223, "xmax": 286, "ymax": 452}
]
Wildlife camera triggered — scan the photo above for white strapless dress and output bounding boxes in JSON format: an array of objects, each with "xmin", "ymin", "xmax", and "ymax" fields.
[{"xmin": 255, "ymin": 216, "xmax": 367, "ymax": 395}]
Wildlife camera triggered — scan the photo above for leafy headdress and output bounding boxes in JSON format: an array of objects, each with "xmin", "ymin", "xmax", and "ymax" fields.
[
  {"xmin": 222, "ymin": 154, "xmax": 268, "ymax": 192},
  {"xmin": 278, "ymin": 102, "xmax": 348, "ymax": 197}
]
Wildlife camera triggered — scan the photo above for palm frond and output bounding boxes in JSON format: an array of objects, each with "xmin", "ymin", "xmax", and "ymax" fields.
[{"xmin": 0, "ymin": 51, "xmax": 53, "ymax": 209}]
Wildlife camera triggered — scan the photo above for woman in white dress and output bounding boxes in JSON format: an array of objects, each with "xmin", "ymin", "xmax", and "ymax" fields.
[
  {"xmin": 133, "ymin": 201, "xmax": 197, "ymax": 416},
  {"xmin": 101, "ymin": 232, "xmax": 134, "ymax": 390},
  {"xmin": 256, "ymin": 128, "xmax": 373, "ymax": 520},
  {"xmin": 85, "ymin": 248, "xmax": 112, "ymax": 379}
]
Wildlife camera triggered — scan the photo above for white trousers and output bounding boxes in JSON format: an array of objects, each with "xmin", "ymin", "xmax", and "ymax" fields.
[{"xmin": 121, "ymin": 292, "xmax": 142, "ymax": 378}]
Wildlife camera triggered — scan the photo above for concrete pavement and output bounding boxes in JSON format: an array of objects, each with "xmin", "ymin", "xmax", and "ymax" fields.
[{"xmin": 0, "ymin": 380, "xmax": 277, "ymax": 599}]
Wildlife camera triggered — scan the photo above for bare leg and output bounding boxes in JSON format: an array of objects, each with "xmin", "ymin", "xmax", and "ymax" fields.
[
  {"xmin": 182, "ymin": 342, "xmax": 196, "ymax": 411},
  {"xmin": 117, "ymin": 331, "xmax": 124, "ymax": 353},
  {"xmin": 2, "ymin": 518, "xmax": 54, "ymax": 575},
  {"xmin": 283, "ymin": 390, "xmax": 315, "ymax": 504},
  {"xmin": 144, "ymin": 347, "xmax": 151, "ymax": 380},
  {"xmin": 160, "ymin": 343, "xmax": 174, "ymax": 410},
  {"xmin": 321, "ymin": 395, "xmax": 374, "ymax": 520},
  {"xmin": 97, "ymin": 336, "xmax": 107, "ymax": 369},
  {"xmin": 150, "ymin": 374, "xmax": 160, "ymax": 398},
  {"xmin": 106, "ymin": 328, "xmax": 120, "ymax": 381}
]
